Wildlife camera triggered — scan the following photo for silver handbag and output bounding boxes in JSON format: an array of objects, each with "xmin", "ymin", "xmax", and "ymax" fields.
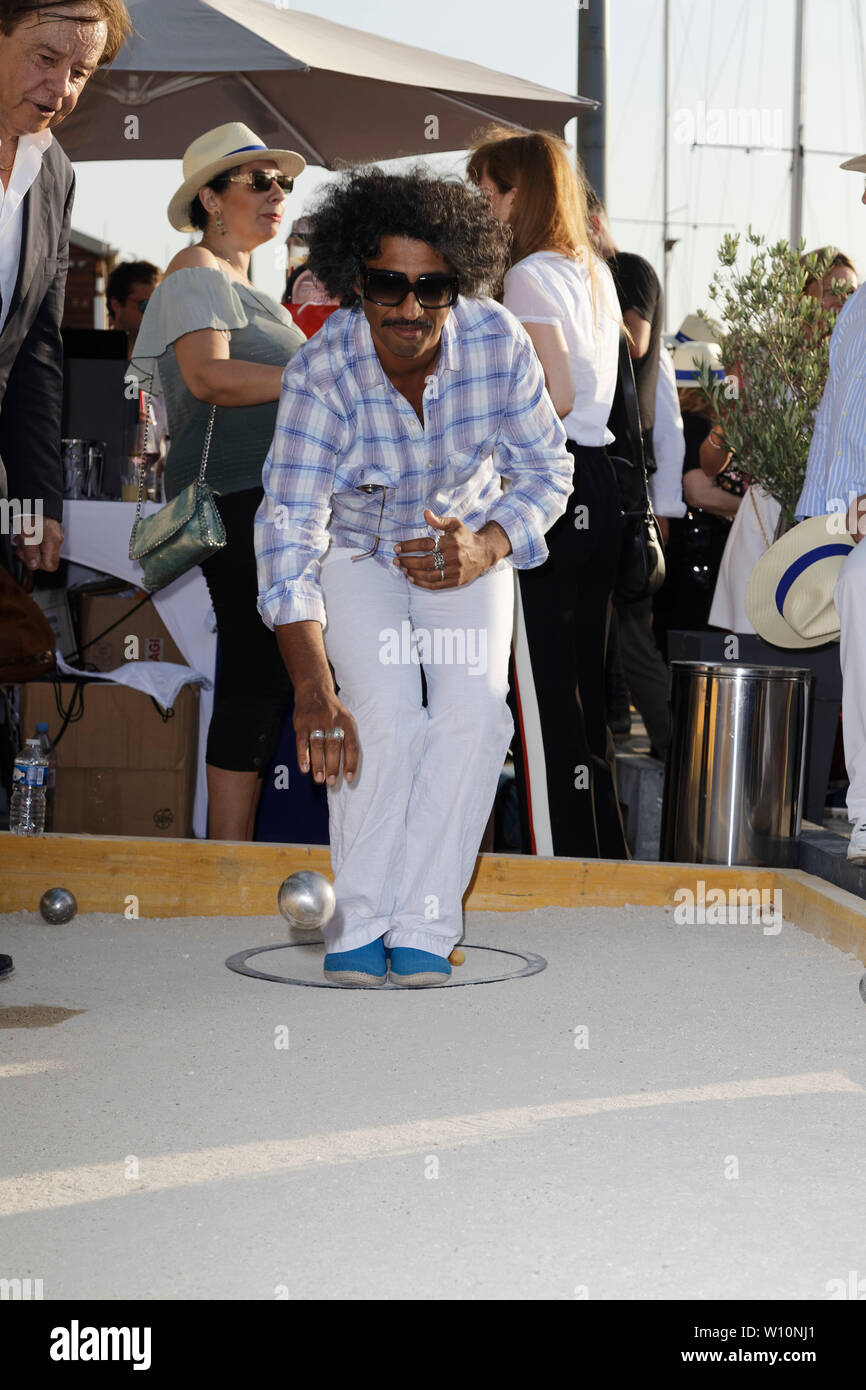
[{"xmin": 128, "ymin": 399, "xmax": 226, "ymax": 591}]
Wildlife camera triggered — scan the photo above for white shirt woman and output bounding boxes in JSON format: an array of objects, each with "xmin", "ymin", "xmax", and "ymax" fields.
[{"xmin": 502, "ymin": 247, "xmax": 622, "ymax": 445}]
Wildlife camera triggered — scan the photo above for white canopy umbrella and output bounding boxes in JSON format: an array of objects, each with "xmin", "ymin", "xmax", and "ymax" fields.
[{"xmin": 58, "ymin": 0, "xmax": 595, "ymax": 165}]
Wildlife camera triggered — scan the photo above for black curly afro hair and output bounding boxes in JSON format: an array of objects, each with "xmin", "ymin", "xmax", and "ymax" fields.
[{"xmin": 304, "ymin": 166, "xmax": 512, "ymax": 308}]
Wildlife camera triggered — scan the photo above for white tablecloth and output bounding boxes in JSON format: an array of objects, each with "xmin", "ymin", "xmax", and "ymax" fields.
[{"xmin": 60, "ymin": 500, "xmax": 217, "ymax": 837}]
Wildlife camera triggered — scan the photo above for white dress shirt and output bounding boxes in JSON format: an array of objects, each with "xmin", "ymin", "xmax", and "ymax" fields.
[
  {"xmin": 649, "ymin": 345, "xmax": 687, "ymax": 518},
  {"xmin": 0, "ymin": 129, "xmax": 53, "ymax": 334}
]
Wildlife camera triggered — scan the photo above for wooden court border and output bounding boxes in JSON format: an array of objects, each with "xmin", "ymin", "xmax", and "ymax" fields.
[{"xmin": 2, "ymin": 834, "xmax": 865, "ymax": 966}]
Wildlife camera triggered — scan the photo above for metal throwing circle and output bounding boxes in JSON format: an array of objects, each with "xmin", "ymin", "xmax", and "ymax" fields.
[{"xmin": 225, "ymin": 941, "xmax": 547, "ymax": 990}]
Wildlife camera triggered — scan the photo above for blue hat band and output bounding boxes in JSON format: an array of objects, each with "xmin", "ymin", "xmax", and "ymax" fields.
[
  {"xmin": 675, "ymin": 366, "xmax": 724, "ymax": 383},
  {"xmin": 774, "ymin": 543, "xmax": 852, "ymax": 616},
  {"xmin": 226, "ymin": 144, "xmax": 268, "ymax": 156}
]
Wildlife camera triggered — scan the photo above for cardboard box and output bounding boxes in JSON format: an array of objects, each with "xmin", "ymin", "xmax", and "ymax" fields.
[
  {"xmin": 18, "ymin": 681, "xmax": 199, "ymax": 838},
  {"xmin": 30, "ymin": 586, "xmax": 77, "ymax": 662},
  {"xmin": 77, "ymin": 591, "xmax": 187, "ymax": 671}
]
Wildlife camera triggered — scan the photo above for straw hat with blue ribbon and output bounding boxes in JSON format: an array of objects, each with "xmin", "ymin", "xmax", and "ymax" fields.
[
  {"xmin": 745, "ymin": 514, "xmax": 855, "ymax": 648},
  {"xmin": 673, "ymin": 338, "xmax": 725, "ymax": 385},
  {"xmin": 671, "ymin": 312, "xmax": 725, "ymax": 385},
  {"xmin": 674, "ymin": 312, "xmax": 722, "ymax": 346},
  {"xmin": 168, "ymin": 122, "xmax": 306, "ymax": 232}
]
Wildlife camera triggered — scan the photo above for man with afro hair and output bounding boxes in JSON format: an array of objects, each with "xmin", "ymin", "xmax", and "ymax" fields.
[{"xmin": 255, "ymin": 167, "xmax": 572, "ymax": 987}]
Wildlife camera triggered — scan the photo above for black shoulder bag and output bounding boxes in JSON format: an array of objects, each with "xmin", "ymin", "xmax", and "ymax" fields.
[{"xmin": 607, "ymin": 329, "xmax": 666, "ymax": 604}]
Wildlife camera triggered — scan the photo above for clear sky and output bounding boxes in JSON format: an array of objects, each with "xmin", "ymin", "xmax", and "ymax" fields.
[{"xmin": 69, "ymin": 0, "xmax": 866, "ymax": 330}]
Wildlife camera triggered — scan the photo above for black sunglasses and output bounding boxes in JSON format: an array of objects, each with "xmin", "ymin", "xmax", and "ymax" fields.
[
  {"xmin": 227, "ymin": 171, "xmax": 294, "ymax": 194},
  {"xmin": 361, "ymin": 269, "xmax": 459, "ymax": 309}
]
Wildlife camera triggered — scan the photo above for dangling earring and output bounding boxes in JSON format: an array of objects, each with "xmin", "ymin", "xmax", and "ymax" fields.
[{"xmin": 215, "ymin": 209, "xmax": 227, "ymax": 236}]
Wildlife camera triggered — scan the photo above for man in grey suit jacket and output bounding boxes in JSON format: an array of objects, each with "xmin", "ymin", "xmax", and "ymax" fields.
[
  {"xmin": 0, "ymin": 0, "xmax": 131, "ymax": 576},
  {"xmin": 0, "ymin": 0, "xmax": 131, "ymax": 982}
]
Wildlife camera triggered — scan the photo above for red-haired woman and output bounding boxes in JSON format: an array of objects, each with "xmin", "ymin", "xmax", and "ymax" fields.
[{"xmin": 468, "ymin": 128, "xmax": 627, "ymax": 858}]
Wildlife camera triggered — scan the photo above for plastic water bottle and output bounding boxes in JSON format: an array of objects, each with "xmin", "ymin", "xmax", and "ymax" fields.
[
  {"xmin": 34, "ymin": 722, "xmax": 56, "ymax": 832},
  {"xmin": 10, "ymin": 738, "xmax": 48, "ymax": 836}
]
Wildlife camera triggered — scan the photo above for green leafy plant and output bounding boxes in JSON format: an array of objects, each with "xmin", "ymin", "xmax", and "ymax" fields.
[{"xmin": 696, "ymin": 231, "xmax": 853, "ymax": 529}]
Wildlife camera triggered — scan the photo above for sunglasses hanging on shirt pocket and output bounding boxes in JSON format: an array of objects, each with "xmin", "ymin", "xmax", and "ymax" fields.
[{"xmin": 607, "ymin": 329, "xmax": 665, "ymax": 604}]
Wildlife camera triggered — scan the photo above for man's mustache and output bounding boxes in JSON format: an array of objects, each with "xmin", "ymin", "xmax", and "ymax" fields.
[{"xmin": 383, "ymin": 319, "xmax": 432, "ymax": 329}]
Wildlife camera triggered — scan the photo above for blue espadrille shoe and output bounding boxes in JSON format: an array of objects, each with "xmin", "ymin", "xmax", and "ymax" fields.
[
  {"xmin": 388, "ymin": 947, "xmax": 451, "ymax": 987},
  {"xmin": 323, "ymin": 938, "xmax": 387, "ymax": 986}
]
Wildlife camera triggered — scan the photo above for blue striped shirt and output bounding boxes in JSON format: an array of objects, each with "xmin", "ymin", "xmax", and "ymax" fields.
[
  {"xmin": 796, "ymin": 282, "xmax": 866, "ymax": 517},
  {"xmin": 255, "ymin": 297, "xmax": 573, "ymax": 629}
]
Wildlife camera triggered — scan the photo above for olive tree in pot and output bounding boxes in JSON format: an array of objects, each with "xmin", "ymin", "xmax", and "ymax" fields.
[{"xmin": 695, "ymin": 231, "xmax": 855, "ymax": 538}]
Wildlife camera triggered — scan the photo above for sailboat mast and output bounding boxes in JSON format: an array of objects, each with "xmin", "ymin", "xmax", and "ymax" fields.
[
  {"xmin": 577, "ymin": 0, "xmax": 607, "ymax": 203},
  {"xmin": 662, "ymin": 0, "xmax": 670, "ymax": 329},
  {"xmin": 790, "ymin": 0, "xmax": 805, "ymax": 248}
]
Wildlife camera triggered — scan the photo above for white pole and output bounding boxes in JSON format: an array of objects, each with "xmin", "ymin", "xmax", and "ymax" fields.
[
  {"xmin": 93, "ymin": 264, "xmax": 106, "ymax": 330},
  {"xmin": 662, "ymin": 0, "xmax": 670, "ymax": 329},
  {"xmin": 790, "ymin": 0, "xmax": 805, "ymax": 249}
]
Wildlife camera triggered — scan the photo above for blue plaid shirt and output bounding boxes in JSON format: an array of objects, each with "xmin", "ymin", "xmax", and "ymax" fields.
[
  {"xmin": 255, "ymin": 297, "xmax": 572, "ymax": 629},
  {"xmin": 796, "ymin": 283, "xmax": 866, "ymax": 518}
]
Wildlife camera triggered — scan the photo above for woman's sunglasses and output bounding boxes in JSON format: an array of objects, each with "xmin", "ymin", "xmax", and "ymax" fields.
[
  {"xmin": 227, "ymin": 171, "xmax": 294, "ymax": 194},
  {"xmin": 361, "ymin": 269, "xmax": 459, "ymax": 309}
]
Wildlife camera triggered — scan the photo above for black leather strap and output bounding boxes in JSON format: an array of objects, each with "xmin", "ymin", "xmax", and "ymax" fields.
[{"xmin": 617, "ymin": 328, "xmax": 647, "ymax": 480}]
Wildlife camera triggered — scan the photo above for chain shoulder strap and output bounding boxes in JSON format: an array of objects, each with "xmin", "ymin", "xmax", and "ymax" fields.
[
  {"xmin": 133, "ymin": 383, "xmax": 215, "ymax": 529},
  {"xmin": 749, "ymin": 486, "xmax": 772, "ymax": 550},
  {"xmin": 197, "ymin": 402, "xmax": 217, "ymax": 485}
]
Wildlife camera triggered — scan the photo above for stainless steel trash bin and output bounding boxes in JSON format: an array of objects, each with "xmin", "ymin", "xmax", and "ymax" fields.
[{"xmin": 660, "ymin": 662, "xmax": 813, "ymax": 866}]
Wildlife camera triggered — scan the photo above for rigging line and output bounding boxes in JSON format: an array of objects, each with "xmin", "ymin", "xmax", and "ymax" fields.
[
  {"xmin": 609, "ymin": 0, "xmax": 657, "ymax": 166},
  {"xmin": 767, "ymin": 165, "xmax": 791, "ymax": 236},
  {"xmin": 705, "ymin": 0, "xmax": 748, "ymax": 108},
  {"xmin": 716, "ymin": 0, "xmax": 750, "ymax": 242},
  {"xmin": 853, "ymin": 0, "xmax": 866, "ymax": 136},
  {"xmin": 689, "ymin": 2, "xmax": 723, "ymax": 304},
  {"xmin": 701, "ymin": 0, "xmax": 715, "ymax": 111},
  {"xmin": 803, "ymin": 183, "xmax": 818, "ymax": 251},
  {"xmin": 836, "ymin": 1, "xmax": 856, "ymax": 183},
  {"xmin": 747, "ymin": 0, "xmax": 770, "ymax": 225},
  {"xmin": 670, "ymin": 0, "xmax": 698, "ymax": 95}
]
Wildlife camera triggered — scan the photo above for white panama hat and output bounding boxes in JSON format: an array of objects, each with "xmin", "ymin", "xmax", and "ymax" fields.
[
  {"xmin": 167, "ymin": 122, "xmax": 306, "ymax": 233},
  {"xmin": 840, "ymin": 152, "xmax": 866, "ymax": 173},
  {"xmin": 674, "ymin": 312, "xmax": 722, "ymax": 345},
  {"xmin": 672, "ymin": 338, "xmax": 725, "ymax": 385},
  {"xmin": 745, "ymin": 513, "xmax": 855, "ymax": 648}
]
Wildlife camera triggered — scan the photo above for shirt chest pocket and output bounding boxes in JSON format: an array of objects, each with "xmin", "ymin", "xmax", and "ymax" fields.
[{"xmin": 446, "ymin": 440, "xmax": 496, "ymax": 482}]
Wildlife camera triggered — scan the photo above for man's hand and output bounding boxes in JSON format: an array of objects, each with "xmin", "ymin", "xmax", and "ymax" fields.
[
  {"xmin": 293, "ymin": 680, "xmax": 359, "ymax": 786},
  {"xmin": 847, "ymin": 494, "xmax": 866, "ymax": 544},
  {"xmin": 393, "ymin": 509, "xmax": 511, "ymax": 589},
  {"xmin": 13, "ymin": 517, "xmax": 63, "ymax": 572}
]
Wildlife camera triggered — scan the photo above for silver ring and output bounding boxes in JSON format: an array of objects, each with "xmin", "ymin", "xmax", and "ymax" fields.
[
  {"xmin": 325, "ymin": 727, "xmax": 345, "ymax": 740},
  {"xmin": 433, "ymin": 549, "xmax": 445, "ymax": 571},
  {"xmin": 309, "ymin": 729, "xmax": 326, "ymax": 740}
]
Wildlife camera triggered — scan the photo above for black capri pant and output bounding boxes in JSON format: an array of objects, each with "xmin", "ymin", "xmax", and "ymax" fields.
[{"xmin": 199, "ymin": 486, "xmax": 293, "ymax": 773}]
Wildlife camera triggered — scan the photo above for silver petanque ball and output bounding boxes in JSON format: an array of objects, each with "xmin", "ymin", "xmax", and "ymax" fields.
[
  {"xmin": 278, "ymin": 871, "xmax": 336, "ymax": 931},
  {"xmin": 39, "ymin": 887, "xmax": 78, "ymax": 925},
  {"xmin": 860, "ymin": 974, "xmax": 866, "ymax": 1005}
]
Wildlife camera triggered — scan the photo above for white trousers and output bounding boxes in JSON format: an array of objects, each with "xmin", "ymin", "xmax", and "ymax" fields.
[
  {"xmin": 834, "ymin": 541, "xmax": 866, "ymax": 821},
  {"xmin": 318, "ymin": 547, "xmax": 515, "ymax": 956}
]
